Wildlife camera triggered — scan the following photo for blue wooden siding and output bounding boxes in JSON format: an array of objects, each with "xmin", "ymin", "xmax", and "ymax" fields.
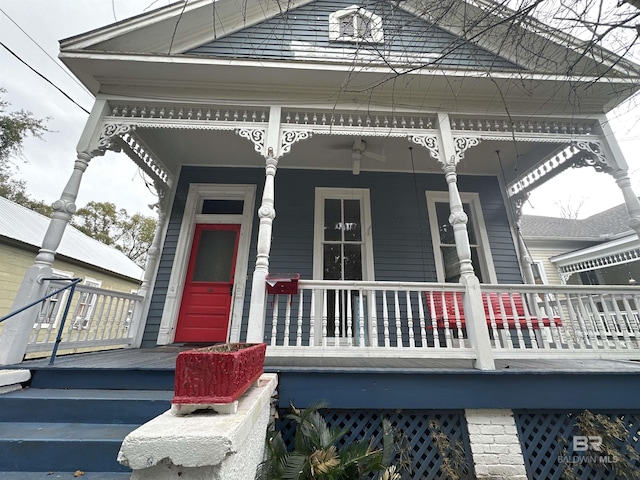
[
  {"xmin": 142, "ymin": 167, "xmax": 521, "ymax": 346},
  {"xmin": 187, "ymin": 0, "xmax": 521, "ymax": 70}
]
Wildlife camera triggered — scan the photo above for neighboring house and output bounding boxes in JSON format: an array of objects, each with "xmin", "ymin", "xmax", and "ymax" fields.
[
  {"xmin": 521, "ymin": 203, "xmax": 640, "ymax": 286},
  {"xmin": 0, "ymin": 196, "xmax": 144, "ymax": 357},
  {"xmin": 2, "ymin": 1, "xmax": 640, "ymax": 478}
]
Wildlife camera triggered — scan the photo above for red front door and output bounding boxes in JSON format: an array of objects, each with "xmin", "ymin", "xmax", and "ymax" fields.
[{"xmin": 175, "ymin": 224, "xmax": 241, "ymax": 343}]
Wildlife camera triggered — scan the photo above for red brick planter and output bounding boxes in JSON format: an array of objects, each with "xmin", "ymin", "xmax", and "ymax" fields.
[{"xmin": 172, "ymin": 343, "xmax": 267, "ymax": 405}]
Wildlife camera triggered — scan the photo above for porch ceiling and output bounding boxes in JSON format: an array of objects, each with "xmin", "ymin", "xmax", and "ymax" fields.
[{"xmin": 134, "ymin": 127, "xmax": 556, "ymax": 179}]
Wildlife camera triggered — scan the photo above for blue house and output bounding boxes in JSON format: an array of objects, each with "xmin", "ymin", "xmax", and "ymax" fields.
[{"xmin": 2, "ymin": 1, "xmax": 640, "ymax": 478}]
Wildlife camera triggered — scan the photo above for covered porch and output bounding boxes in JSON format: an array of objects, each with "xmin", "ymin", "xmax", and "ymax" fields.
[{"xmin": 3, "ymin": 102, "xmax": 640, "ymax": 371}]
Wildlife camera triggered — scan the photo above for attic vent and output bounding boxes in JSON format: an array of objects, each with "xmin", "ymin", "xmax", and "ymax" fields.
[{"xmin": 329, "ymin": 6, "xmax": 384, "ymax": 43}]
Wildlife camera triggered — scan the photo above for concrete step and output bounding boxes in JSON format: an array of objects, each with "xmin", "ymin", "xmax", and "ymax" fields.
[
  {"xmin": 0, "ymin": 422, "xmax": 137, "ymax": 472},
  {"xmin": 0, "ymin": 388, "xmax": 173, "ymax": 424},
  {"xmin": 29, "ymin": 367, "xmax": 175, "ymax": 390},
  {"xmin": 0, "ymin": 472, "xmax": 132, "ymax": 479}
]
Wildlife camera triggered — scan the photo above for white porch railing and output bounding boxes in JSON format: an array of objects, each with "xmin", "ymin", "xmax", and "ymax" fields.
[
  {"xmin": 480, "ymin": 284, "xmax": 640, "ymax": 359},
  {"xmin": 266, "ymin": 280, "xmax": 476, "ymax": 359},
  {"xmin": 265, "ymin": 280, "xmax": 640, "ymax": 362},
  {"xmin": 25, "ymin": 280, "xmax": 143, "ymax": 357}
]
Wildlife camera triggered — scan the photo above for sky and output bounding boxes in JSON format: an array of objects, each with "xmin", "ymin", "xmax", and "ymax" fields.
[{"xmin": 0, "ymin": 0, "xmax": 639, "ymax": 219}]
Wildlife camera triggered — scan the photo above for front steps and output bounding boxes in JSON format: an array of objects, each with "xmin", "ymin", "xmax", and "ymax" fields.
[{"xmin": 0, "ymin": 360, "xmax": 175, "ymax": 477}]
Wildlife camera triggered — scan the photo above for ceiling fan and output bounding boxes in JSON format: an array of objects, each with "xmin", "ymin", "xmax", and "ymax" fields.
[{"xmin": 343, "ymin": 138, "xmax": 387, "ymax": 175}]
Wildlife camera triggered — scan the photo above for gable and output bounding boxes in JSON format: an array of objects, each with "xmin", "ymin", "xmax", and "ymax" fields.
[{"xmin": 186, "ymin": 0, "xmax": 522, "ymax": 70}]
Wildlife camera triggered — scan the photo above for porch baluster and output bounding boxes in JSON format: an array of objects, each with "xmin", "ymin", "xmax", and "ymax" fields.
[
  {"xmin": 428, "ymin": 291, "xmax": 441, "ymax": 349},
  {"xmin": 334, "ymin": 289, "xmax": 340, "ymax": 347},
  {"xmin": 439, "ymin": 291, "xmax": 453, "ymax": 349},
  {"xmin": 602, "ymin": 294, "xmax": 622, "ymax": 348},
  {"xmin": 406, "ymin": 291, "xmax": 415, "ymax": 348},
  {"xmin": 621, "ymin": 295, "xmax": 640, "ymax": 349},
  {"xmin": 485, "ymin": 294, "xmax": 501, "ymax": 349},
  {"xmin": 592, "ymin": 295, "xmax": 613, "ymax": 349},
  {"xmin": 296, "ymin": 290, "xmax": 304, "ymax": 347},
  {"xmin": 417, "ymin": 291, "xmax": 427, "ymax": 347},
  {"xmin": 322, "ymin": 289, "xmax": 328, "ymax": 347},
  {"xmin": 346, "ymin": 291, "xmax": 353, "ymax": 346},
  {"xmin": 453, "ymin": 292, "xmax": 465, "ymax": 348},
  {"xmin": 382, "ymin": 291, "xmax": 390, "ymax": 347},
  {"xmin": 357, "ymin": 292, "xmax": 365, "ymax": 347},
  {"xmin": 369, "ymin": 291, "xmax": 378, "ymax": 347},
  {"xmin": 611, "ymin": 295, "xmax": 632, "ymax": 348},
  {"xmin": 519, "ymin": 293, "xmax": 539, "ymax": 350},
  {"xmin": 509, "ymin": 292, "xmax": 526, "ymax": 349},
  {"xmin": 283, "ymin": 295, "xmax": 292, "ymax": 346},
  {"xmin": 394, "ymin": 291, "xmax": 403, "ymax": 348},
  {"xmin": 270, "ymin": 298, "xmax": 279, "ymax": 346},
  {"xmin": 309, "ymin": 290, "xmax": 316, "ymax": 347}
]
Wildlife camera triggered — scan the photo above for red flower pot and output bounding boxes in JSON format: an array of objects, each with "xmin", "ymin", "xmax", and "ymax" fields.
[{"xmin": 172, "ymin": 343, "xmax": 267, "ymax": 405}]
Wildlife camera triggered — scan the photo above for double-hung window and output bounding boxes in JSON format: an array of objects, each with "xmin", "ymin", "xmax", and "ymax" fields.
[
  {"xmin": 426, "ymin": 191, "xmax": 497, "ymax": 283},
  {"xmin": 314, "ymin": 188, "xmax": 374, "ymax": 341}
]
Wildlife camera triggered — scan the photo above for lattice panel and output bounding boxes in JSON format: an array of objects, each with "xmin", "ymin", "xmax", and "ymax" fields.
[
  {"xmin": 515, "ymin": 411, "xmax": 640, "ymax": 480},
  {"xmin": 276, "ymin": 409, "xmax": 474, "ymax": 479}
]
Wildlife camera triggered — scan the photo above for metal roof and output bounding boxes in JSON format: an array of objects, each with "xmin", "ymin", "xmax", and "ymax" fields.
[{"xmin": 0, "ymin": 196, "xmax": 144, "ymax": 281}]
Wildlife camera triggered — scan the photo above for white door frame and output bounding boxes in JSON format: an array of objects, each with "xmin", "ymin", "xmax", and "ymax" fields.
[{"xmin": 157, "ymin": 183, "xmax": 256, "ymax": 345}]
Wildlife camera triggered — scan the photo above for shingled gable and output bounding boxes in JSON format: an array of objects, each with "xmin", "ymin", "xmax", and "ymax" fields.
[{"xmin": 58, "ymin": 0, "xmax": 640, "ymax": 114}]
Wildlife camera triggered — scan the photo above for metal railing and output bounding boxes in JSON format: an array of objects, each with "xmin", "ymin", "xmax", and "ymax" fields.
[
  {"xmin": 265, "ymin": 280, "xmax": 640, "ymax": 362},
  {"xmin": 0, "ymin": 277, "xmax": 82, "ymax": 364}
]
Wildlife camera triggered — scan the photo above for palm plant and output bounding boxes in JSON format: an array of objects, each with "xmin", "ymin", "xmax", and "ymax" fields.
[{"xmin": 256, "ymin": 402, "xmax": 401, "ymax": 480}]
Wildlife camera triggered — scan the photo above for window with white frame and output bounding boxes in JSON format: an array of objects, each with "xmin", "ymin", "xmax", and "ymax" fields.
[
  {"xmin": 37, "ymin": 269, "xmax": 74, "ymax": 327},
  {"xmin": 426, "ymin": 191, "xmax": 497, "ymax": 283},
  {"xmin": 329, "ymin": 6, "xmax": 384, "ymax": 43},
  {"xmin": 72, "ymin": 278, "xmax": 102, "ymax": 329},
  {"xmin": 531, "ymin": 260, "xmax": 548, "ymax": 285},
  {"xmin": 314, "ymin": 188, "xmax": 374, "ymax": 339}
]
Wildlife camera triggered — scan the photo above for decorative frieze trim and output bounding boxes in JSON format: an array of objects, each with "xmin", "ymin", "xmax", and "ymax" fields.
[
  {"xmin": 282, "ymin": 109, "xmax": 435, "ymax": 130},
  {"xmin": 450, "ymin": 117, "xmax": 595, "ymax": 135},
  {"xmin": 118, "ymin": 133, "xmax": 173, "ymax": 189},
  {"xmin": 508, "ymin": 144, "xmax": 579, "ymax": 198},
  {"xmin": 474, "ymin": 134, "xmax": 579, "ymax": 143},
  {"xmin": 557, "ymin": 248, "xmax": 640, "ymax": 276},
  {"xmin": 280, "ymin": 130, "xmax": 312, "ymax": 156},
  {"xmin": 110, "ymin": 105, "xmax": 269, "ymax": 123},
  {"xmin": 236, "ymin": 128, "xmax": 267, "ymax": 156}
]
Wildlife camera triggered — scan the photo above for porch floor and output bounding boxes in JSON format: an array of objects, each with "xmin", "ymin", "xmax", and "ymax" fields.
[{"xmin": 8, "ymin": 346, "xmax": 640, "ymax": 373}]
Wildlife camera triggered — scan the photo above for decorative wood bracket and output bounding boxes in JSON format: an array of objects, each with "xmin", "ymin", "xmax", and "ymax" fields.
[
  {"xmin": 97, "ymin": 124, "xmax": 135, "ymax": 153},
  {"xmin": 571, "ymin": 140, "xmax": 612, "ymax": 173},
  {"xmin": 281, "ymin": 130, "xmax": 312, "ymax": 156},
  {"xmin": 235, "ymin": 128, "xmax": 267, "ymax": 157},
  {"xmin": 453, "ymin": 136, "xmax": 481, "ymax": 163},
  {"xmin": 408, "ymin": 135, "xmax": 440, "ymax": 160}
]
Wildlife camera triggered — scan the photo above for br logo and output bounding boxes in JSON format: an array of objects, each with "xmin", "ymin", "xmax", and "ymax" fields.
[{"xmin": 573, "ymin": 436, "xmax": 602, "ymax": 452}]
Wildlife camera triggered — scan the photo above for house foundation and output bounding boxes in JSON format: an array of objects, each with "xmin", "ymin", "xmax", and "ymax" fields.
[{"xmin": 466, "ymin": 409, "xmax": 528, "ymax": 480}]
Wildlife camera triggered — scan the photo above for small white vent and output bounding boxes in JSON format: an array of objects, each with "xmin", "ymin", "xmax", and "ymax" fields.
[{"xmin": 329, "ymin": 5, "xmax": 384, "ymax": 43}]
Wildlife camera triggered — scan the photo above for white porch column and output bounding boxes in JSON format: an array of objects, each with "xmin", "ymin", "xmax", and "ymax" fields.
[
  {"xmin": 131, "ymin": 186, "xmax": 170, "ymax": 348},
  {"xmin": 246, "ymin": 106, "xmax": 282, "ymax": 343},
  {"xmin": 438, "ymin": 113, "xmax": 495, "ymax": 370},
  {"xmin": 0, "ymin": 151, "xmax": 96, "ymax": 365},
  {"xmin": 246, "ymin": 154, "xmax": 278, "ymax": 342},
  {"xmin": 613, "ymin": 170, "xmax": 640, "ymax": 238}
]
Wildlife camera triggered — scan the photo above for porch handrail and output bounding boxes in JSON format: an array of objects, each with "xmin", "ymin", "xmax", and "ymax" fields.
[
  {"xmin": 0, "ymin": 277, "xmax": 82, "ymax": 365},
  {"xmin": 0, "ymin": 277, "xmax": 82, "ymax": 325}
]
